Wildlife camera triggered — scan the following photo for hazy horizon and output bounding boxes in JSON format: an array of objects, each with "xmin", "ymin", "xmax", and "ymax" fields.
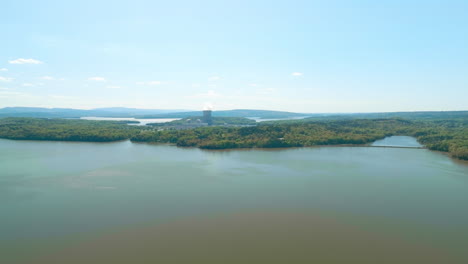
[
  {"xmin": 1, "ymin": 0, "xmax": 467, "ymax": 112},
  {"xmin": 2, "ymin": 105, "xmax": 467, "ymax": 114}
]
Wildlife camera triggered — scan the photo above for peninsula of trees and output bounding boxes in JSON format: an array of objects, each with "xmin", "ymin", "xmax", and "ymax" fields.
[
  {"xmin": 0, "ymin": 114, "xmax": 466, "ymax": 160},
  {"xmin": 148, "ymin": 116, "xmax": 256, "ymax": 127}
]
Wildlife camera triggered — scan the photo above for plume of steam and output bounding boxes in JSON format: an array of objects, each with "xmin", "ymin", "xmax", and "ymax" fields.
[{"xmin": 203, "ymin": 103, "xmax": 214, "ymax": 111}]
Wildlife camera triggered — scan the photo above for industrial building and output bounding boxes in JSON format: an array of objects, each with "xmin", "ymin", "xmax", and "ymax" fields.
[{"xmin": 202, "ymin": 110, "xmax": 213, "ymax": 125}]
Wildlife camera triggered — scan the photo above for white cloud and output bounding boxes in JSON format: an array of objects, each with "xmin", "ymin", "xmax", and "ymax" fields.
[
  {"xmin": 205, "ymin": 90, "xmax": 219, "ymax": 97},
  {"xmin": 291, "ymin": 72, "xmax": 303, "ymax": 76},
  {"xmin": 208, "ymin": 76, "xmax": 221, "ymax": 81},
  {"xmin": 256, "ymin": 88, "xmax": 277, "ymax": 95},
  {"xmin": 9, "ymin": 58, "xmax": 43, "ymax": 64},
  {"xmin": 106, "ymin": 85, "xmax": 121, "ymax": 89},
  {"xmin": 88, "ymin": 77, "xmax": 106, "ymax": 82},
  {"xmin": 0, "ymin": 68, "xmax": 7, "ymax": 71},
  {"xmin": 248, "ymin": 83, "xmax": 259, "ymax": 87},
  {"xmin": 40, "ymin": 76, "xmax": 55, "ymax": 80},
  {"xmin": 0, "ymin": 90, "xmax": 32, "ymax": 98},
  {"xmin": 0, "ymin": 76, "xmax": 13, "ymax": 82},
  {"xmin": 148, "ymin": 81, "xmax": 161, "ymax": 85},
  {"xmin": 203, "ymin": 102, "xmax": 214, "ymax": 110},
  {"xmin": 136, "ymin": 81, "xmax": 162, "ymax": 85},
  {"xmin": 22, "ymin": 83, "xmax": 35, "ymax": 87},
  {"xmin": 189, "ymin": 90, "xmax": 221, "ymax": 99},
  {"xmin": 48, "ymin": 95, "xmax": 76, "ymax": 100}
]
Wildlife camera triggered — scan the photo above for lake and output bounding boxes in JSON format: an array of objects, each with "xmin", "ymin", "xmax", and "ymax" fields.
[
  {"xmin": 1, "ymin": 137, "xmax": 467, "ymax": 263},
  {"xmin": 247, "ymin": 116, "xmax": 309, "ymax": 122},
  {"xmin": 80, "ymin": 117, "xmax": 181, "ymax": 125},
  {"xmin": 81, "ymin": 116, "xmax": 307, "ymax": 125}
]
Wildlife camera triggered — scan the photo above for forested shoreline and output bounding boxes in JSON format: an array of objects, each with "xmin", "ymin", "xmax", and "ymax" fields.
[
  {"xmin": 0, "ymin": 117, "xmax": 466, "ymax": 160},
  {"xmin": 0, "ymin": 118, "xmax": 139, "ymax": 142}
]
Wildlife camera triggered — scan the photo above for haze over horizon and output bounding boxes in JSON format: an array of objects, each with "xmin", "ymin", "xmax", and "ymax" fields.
[{"xmin": 1, "ymin": 0, "xmax": 467, "ymax": 112}]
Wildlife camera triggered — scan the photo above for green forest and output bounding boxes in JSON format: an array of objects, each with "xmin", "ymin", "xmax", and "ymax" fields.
[
  {"xmin": 148, "ymin": 116, "xmax": 256, "ymax": 126},
  {"xmin": 0, "ymin": 116, "xmax": 466, "ymax": 160},
  {"xmin": 0, "ymin": 118, "xmax": 139, "ymax": 142}
]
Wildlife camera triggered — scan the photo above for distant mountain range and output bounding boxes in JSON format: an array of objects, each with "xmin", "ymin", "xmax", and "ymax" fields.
[
  {"xmin": 0, "ymin": 107, "xmax": 311, "ymax": 119},
  {"xmin": 300, "ymin": 111, "xmax": 468, "ymax": 121},
  {"xmin": 137, "ymin": 109, "xmax": 312, "ymax": 119},
  {"xmin": 0, "ymin": 107, "xmax": 191, "ymax": 118},
  {"xmin": 0, "ymin": 107, "xmax": 466, "ymax": 120}
]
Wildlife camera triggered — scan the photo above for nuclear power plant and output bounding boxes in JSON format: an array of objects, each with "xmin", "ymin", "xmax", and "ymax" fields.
[{"xmin": 202, "ymin": 110, "xmax": 213, "ymax": 125}]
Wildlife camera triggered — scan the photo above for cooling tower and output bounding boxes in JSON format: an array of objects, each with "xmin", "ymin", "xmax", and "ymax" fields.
[{"xmin": 202, "ymin": 110, "xmax": 212, "ymax": 125}]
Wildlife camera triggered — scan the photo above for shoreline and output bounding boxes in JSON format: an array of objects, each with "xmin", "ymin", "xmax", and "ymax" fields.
[{"xmin": 0, "ymin": 137, "xmax": 466, "ymax": 163}]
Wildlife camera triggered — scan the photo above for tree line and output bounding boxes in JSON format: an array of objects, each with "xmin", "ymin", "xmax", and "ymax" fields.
[
  {"xmin": 0, "ymin": 117, "xmax": 466, "ymax": 160},
  {"xmin": 0, "ymin": 118, "xmax": 139, "ymax": 142}
]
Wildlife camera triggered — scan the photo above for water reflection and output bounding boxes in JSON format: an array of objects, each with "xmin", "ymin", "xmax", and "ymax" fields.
[
  {"xmin": 371, "ymin": 136, "xmax": 423, "ymax": 148},
  {"xmin": 1, "ymin": 139, "xmax": 467, "ymax": 263}
]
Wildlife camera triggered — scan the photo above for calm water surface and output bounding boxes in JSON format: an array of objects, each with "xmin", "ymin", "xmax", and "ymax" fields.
[
  {"xmin": 1, "ymin": 137, "xmax": 467, "ymax": 263},
  {"xmin": 247, "ymin": 116, "xmax": 309, "ymax": 122},
  {"xmin": 372, "ymin": 135, "xmax": 423, "ymax": 147},
  {"xmin": 80, "ymin": 116, "xmax": 180, "ymax": 125}
]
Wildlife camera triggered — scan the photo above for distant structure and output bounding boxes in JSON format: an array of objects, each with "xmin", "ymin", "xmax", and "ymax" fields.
[{"xmin": 202, "ymin": 110, "xmax": 213, "ymax": 125}]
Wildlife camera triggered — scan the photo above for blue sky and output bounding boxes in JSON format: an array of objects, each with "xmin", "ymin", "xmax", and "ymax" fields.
[{"xmin": 1, "ymin": 0, "xmax": 467, "ymax": 112}]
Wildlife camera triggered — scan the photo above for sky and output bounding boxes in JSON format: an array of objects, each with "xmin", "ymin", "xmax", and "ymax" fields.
[{"xmin": 1, "ymin": 0, "xmax": 467, "ymax": 113}]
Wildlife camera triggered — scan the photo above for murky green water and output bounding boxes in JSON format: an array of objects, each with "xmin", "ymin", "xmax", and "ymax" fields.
[{"xmin": 1, "ymin": 137, "xmax": 467, "ymax": 263}]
